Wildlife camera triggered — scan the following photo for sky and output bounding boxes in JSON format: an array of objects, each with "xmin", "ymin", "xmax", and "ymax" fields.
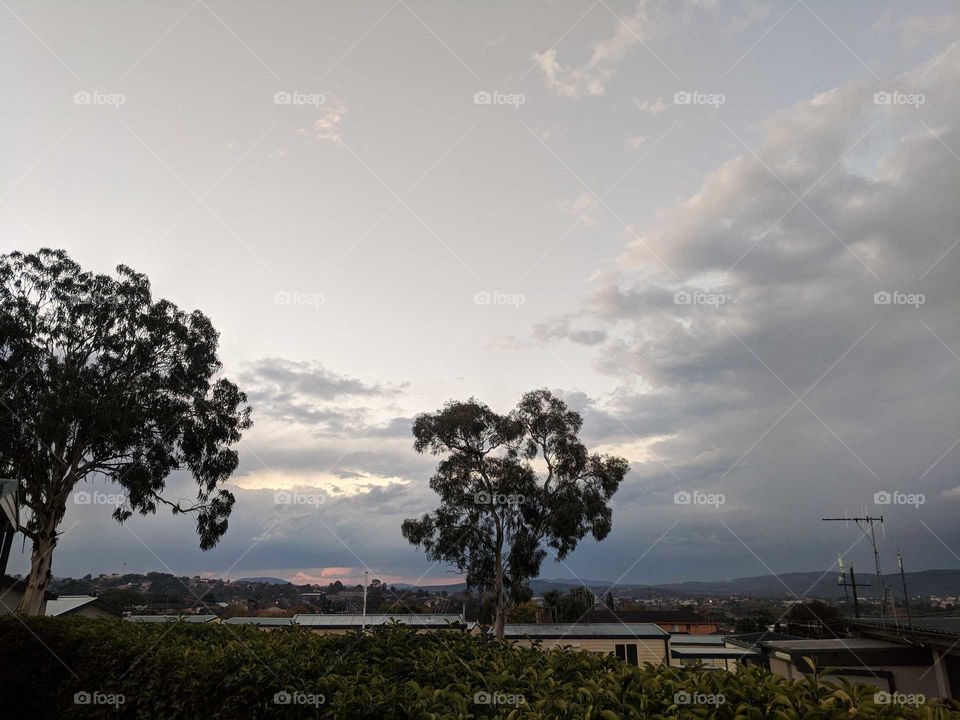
[{"xmin": 2, "ymin": 0, "xmax": 959, "ymax": 590}]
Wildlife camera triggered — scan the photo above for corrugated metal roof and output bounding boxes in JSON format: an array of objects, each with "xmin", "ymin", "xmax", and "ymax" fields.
[
  {"xmin": 123, "ymin": 614, "xmax": 217, "ymax": 623},
  {"xmin": 672, "ymin": 646, "xmax": 757, "ymax": 658},
  {"xmin": 45, "ymin": 595, "xmax": 99, "ymax": 616},
  {"xmin": 503, "ymin": 623, "xmax": 667, "ymax": 638},
  {"xmin": 669, "ymin": 634, "xmax": 725, "ymax": 645},
  {"xmin": 223, "ymin": 617, "xmax": 293, "ymax": 626},
  {"xmin": 855, "ymin": 617, "xmax": 960, "ymax": 638},
  {"xmin": 763, "ymin": 638, "xmax": 906, "ymax": 652},
  {"xmin": 294, "ymin": 613, "xmax": 465, "ymax": 627}
]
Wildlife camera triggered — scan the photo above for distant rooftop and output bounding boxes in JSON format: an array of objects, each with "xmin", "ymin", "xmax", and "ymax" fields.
[
  {"xmin": 503, "ymin": 623, "xmax": 667, "ymax": 639},
  {"xmin": 223, "ymin": 617, "xmax": 293, "ymax": 626},
  {"xmin": 294, "ymin": 613, "xmax": 465, "ymax": 628},
  {"xmin": 45, "ymin": 595, "xmax": 103, "ymax": 617},
  {"xmin": 123, "ymin": 614, "xmax": 217, "ymax": 623},
  {"xmin": 585, "ymin": 610, "xmax": 713, "ymax": 623}
]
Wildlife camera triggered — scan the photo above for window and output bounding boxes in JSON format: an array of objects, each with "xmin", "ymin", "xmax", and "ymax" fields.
[{"xmin": 614, "ymin": 643, "xmax": 639, "ymax": 665}]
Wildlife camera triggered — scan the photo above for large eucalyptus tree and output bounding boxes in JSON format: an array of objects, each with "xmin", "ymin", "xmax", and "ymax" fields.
[
  {"xmin": 402, "ymin": 389, "xmax": 628, "ymax": 636},
  {"xmin": 0, "ymin": 249, "xmax": 252, "ymax": 614}
]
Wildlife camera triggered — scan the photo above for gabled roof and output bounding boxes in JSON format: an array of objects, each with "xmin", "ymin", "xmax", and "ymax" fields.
[
  {"xmin": 503, "ymin": 623, "xmax": 668, "ymax": 639},
  {"xmin": 123, "ymin": 614, "xmax": 217, "ymax": 623},
  {"xmin": 223, "ymin": 616, "xmax": 293, "ymax": 626},
  {"xmin": 45, "ymin": 595, "xmax": 113, "ymax": 617},
  {"xmin": 294, "ymin": 613, "xmax": 465, "ymax": 628}
]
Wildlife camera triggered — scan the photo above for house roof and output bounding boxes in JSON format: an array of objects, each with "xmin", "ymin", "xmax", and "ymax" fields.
[
  {"xmin": 672, "ymin": 646, "xmax": 758, "ymax": 659},
  {"xmin": 854, "ymin": 616, "xmax": 960, "ymax": 638},
  {"xmin": 584, "ymin": 609, "xmax": 713, "ymax": 624},
  {"xmin": 503, "ymin": 623, "xmax": 668, "ymax": 639},
  {"xmin": 725, "ymin": 630, "xmax": 801, "ymax": 648},
  {"xmin": 223, "ymin": 616, "xmax": 293, "ymax": 626},
  {"xmin": 763, "ymin": 637, "xmax": 908, "ymax": 653},
  {"xmin": 670, "ymin": 634, "xmax": 726, "ymax": 645},
  {"xmin": 123, "ymin": 614, "xmax": 218, "ymax": 623},
  {"xmin": 45, "ymin": 595, "xmax": 108, "ymax": 617},
  {"xmin": 294, "ymin": 613, "xmax": 465, "ymax": 628}
]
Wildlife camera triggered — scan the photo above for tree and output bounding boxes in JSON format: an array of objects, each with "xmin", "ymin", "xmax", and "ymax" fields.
[
  {"xmin": 0, "ymin": 249, "xmax": 252, "ymax": 614},
  {"xmin": 401, "ymin": 389, "xmax": 628, "ymax": 637}
]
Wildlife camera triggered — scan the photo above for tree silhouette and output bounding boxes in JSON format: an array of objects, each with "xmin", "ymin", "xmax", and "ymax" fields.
[
  {"xmin": 402, "ymin": 389, "xmax": 627, "ymax": 636},
  {"xmin": 0, "ymin": 249, "xmax": 252, "ymax": 614}
]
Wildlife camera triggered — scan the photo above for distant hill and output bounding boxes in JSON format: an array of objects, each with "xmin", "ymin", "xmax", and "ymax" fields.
[
  {"xmin": 234, "ymin": 577, "xmax": 290, "ymax": 585},
  {"xmin": 397, "ymin": 570, "xmax": 960, "ymax": 599}
]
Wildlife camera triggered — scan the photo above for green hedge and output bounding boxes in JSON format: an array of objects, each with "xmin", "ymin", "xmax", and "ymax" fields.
[{"xmin": 1, "ymin": 617, "xmax": 957, "ymax": 719}]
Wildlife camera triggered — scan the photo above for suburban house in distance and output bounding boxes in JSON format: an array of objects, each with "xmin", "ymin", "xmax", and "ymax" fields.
[
  {"xmin": 124, "ymin": 614, "xmax": 219, "ymax": 624},
  {"xmin": 44, "ymin": 595, "xmax": 119, "ymax": 619},
  {"xmin": 584, "ymin": 609, "xmax": 721, "ymax": 635},
  {"xmin": 501, "ymin": 623, "xmax": 670, "ymax": 666},
  {"xmin": 293, "ymin": 613, "xmax": 468, "ymax": 634}
]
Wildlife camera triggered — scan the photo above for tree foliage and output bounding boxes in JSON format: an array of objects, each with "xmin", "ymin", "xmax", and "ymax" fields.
[
  {"xmin": 401, "ymin": 389, "xmax": 628, "ymax": 636},
  {"xmin": 0, "ymin": 249, "xmax": 252, "ymax": 613}
]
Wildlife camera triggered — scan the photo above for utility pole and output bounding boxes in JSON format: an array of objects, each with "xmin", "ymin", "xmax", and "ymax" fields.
[
  {"xmin": 362, "ymin": 570, "xmax": 368, "ymax": 629},
  {"xmin": 837, "ymin": 565, "xmax": 869, "ymax": 618},
  {"xmin": 897, "ymin": 551, "xmax": 914, "ymax": 637},
  {"xmin": 823, "ymin": 515, "xmax": 889, "ymax": 617}
]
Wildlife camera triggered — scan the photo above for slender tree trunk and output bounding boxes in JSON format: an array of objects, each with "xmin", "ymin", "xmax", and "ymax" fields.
[
  {"xmin": 17, "ymin": 515, "xmax": 59, "ymax": 616},
  {"xmin": 493, "ymin": 551, "xmax": 507, "ymax": 638}
]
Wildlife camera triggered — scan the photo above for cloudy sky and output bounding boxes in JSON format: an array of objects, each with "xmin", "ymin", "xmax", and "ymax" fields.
[{"xmin": 3, "ymin": 0, "xmax": 959, "ymax": 589}]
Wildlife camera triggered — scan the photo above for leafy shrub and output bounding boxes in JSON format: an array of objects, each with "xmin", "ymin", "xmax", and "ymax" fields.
[{"xmin": 1, "ymin": 617, "xmax": 957, "ymax": 718}]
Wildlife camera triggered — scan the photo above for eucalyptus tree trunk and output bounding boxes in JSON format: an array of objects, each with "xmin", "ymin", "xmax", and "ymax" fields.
[{"xmin": 17, "ymin": 493, "xmax": 68, "ymax": 616}]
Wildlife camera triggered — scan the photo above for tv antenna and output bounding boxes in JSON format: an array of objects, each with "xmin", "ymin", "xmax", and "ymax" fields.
[
  {"xmin": 836, "ymin": 556, "xmax": 870, "ymax": 618},
  {"xmin": 822, "ymin": 514, "xmax": 889, "ymax": 617}
]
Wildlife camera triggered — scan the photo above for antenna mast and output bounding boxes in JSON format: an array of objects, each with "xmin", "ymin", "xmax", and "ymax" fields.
[{"xmin": 823, "ymin": 515, "xmax": 889, "ymax": 617}]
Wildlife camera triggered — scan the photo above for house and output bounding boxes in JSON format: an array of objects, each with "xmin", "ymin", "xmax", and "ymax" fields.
[
  {"xmin": 44, "ymin": 595, "xmax": 119, "ymax": 619},
  {"xmin": 851, "ymin": 617, "xmax": 960, "ymax": 699},
  {"xmin": 723, "ymin": 630, "xmax": 801, "ymax": 669},
  {"xmin": 123, "ymin": 614, "xmax": 219, "ymax": 623},
  {"xmin": 670, "ymin": 633, "xmax": 754, "ymax": 671},
  {"xmin": 584, "ymin": 609, "xmax": 720, "ymax": 635},
  {"xmin": 0, "ymin": 575, "xmax": 57, "ymax": 615},
  {"xmin": 502, "ymin": 623, "xmax": 669, "ymax": 666},
  {"xmin": 762, "ymin": 637, "xmax": 942, "ymax": 699},
  {"xmin": 293, "ymin": 613, "xmax": 467, "ymax": 634}
]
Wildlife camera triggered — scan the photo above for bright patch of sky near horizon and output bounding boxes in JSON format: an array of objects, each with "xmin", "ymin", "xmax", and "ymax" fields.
[{"xmin": 3, "ymin": 0, "xmax": 959, "ymax": 588}]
